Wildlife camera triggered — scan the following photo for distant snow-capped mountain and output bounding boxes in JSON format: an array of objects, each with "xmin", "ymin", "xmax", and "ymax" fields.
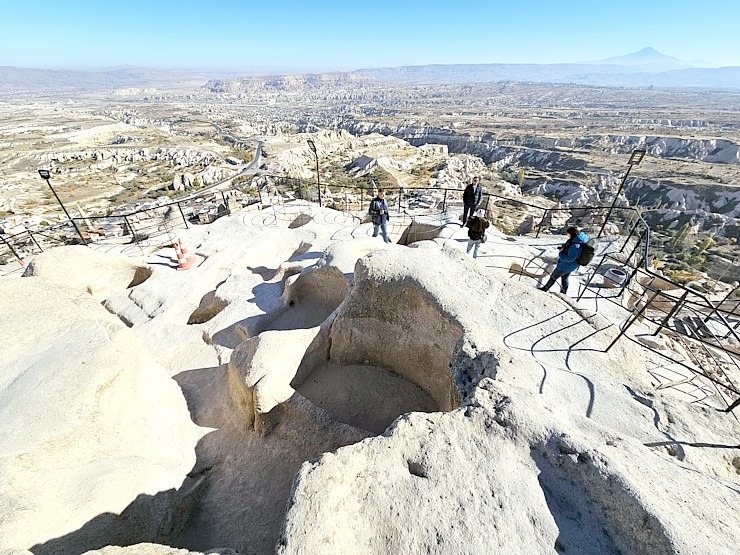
[
  {"xmin": 354, "ymin": 47, "xmax": 737, "ymax": 88},
  {"xmin": 587, "ymin": 47, "xmax": 713, "ymax": 71}
]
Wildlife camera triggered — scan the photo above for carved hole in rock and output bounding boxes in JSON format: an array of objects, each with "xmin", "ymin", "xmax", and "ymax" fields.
[
  {"xmin": 407, "ymin": 459, "xmax": 429, "ymax": 478},
  {"xmin": 216, "ymin": 272, "xmax": 466, "ymax": 553},
  {"xmin": 247, "ymin": 265, "xmax": 278, "ymax": 281},
  {"xmin": 399, "ymin": 221, "xmax": 445, "ymax": 246},
  {"xmin": 188, "ymin": 303, "xmax": 227, "ymax": 325},
  {"xmin": 126, "ymin": 266, "xmax": 152, "ymax": 288},
  {"xmin": 291, "ymin": 281, "xmax": 464, "ymax": 434},
  {"xmin": 188, "ymin": 289, "xmax": 227, "ymax": 325},
  {"xmin": 295, "ymin": 363, "xmax": 437, "ymax": 435},
  {"xmin": 256, "ymin": 267, "xmax": 349, "ymax": 334},
  {"xmin": 288, "ymin": 214, "xmax": 313, "ymax": 229}
]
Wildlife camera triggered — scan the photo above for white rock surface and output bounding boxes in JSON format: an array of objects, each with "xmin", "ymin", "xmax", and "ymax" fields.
[
  {"xmin": 22, "ymin": 245, "xmax": 152, "ymax": 301},
  {"xmin": 276, "ymin": 245, "xmax": 740, "ymax": 555},
  {"xmin": 0, "ymin": 278, "xmax": 204, "ymax": 551},
  {"xmin": 2, "ymin": 202, "xmax": 738, "ymax": 554},
  {"xmin": 279, "ymin": 379, "xmax": 740, "ymax": 555},
  {"xmin": 82, "ymin": 545, "xmax": 237, "ymax": 555}
]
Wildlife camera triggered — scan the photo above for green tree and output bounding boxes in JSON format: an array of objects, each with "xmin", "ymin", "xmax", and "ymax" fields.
[
  {"xmin": 694, "ymin": 235, "xmax": 713, "ymax": 256},
  {"xmin": 671, "ymin": 222, "xmax": 690, "ymax": 253}
]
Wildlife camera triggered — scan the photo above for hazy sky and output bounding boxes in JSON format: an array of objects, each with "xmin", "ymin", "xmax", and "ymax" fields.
[{"xmin": 2, "ymin": 0, "xmax": 738, "ymax": 71}]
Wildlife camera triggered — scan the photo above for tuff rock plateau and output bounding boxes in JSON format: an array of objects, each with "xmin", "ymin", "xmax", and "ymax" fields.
[{"xmin": 1, "ymin": 205, "xmax": 738, "ymax": 555}]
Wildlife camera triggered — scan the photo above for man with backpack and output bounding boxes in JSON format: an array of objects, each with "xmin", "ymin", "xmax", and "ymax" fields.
[
  {"xmin": 462, "ymin": 176, "xmax": 483, "ymax": 226},
  {"xmin": 539, "ymin": 226, "xmax": 592, "ymax": 294}
]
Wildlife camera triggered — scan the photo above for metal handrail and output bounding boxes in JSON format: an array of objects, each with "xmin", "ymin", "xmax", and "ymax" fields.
[
  {"xmin": 3, "ymin": 175, "xmax": 738, "ymax": 408},
  {"xmin": 1, "ymin": 178, "xmax": 736, "ymax": 325}
]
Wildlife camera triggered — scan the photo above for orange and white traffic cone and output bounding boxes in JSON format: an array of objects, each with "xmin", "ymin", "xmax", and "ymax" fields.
[
  {"xmin": 175, "ymin": 237, "xmax": 194, "ymax": 271},
  {"xmin": 178, "ymin": 238, "xmax": 189, "ymax": 258},
  {"xmin": 171, "ymin": 239, "xmax": 181, "ymax": 264}
]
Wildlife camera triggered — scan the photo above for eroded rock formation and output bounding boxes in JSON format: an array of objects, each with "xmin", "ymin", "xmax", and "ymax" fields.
[{"xmin": 2, "ymin": 206, "xmax": 738, "ymax": 554}]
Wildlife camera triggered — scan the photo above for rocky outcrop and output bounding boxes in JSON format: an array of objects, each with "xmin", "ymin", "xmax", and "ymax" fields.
[
  {"xmin": 4, "ymin": 206, "xmax": 738, "ymax": 554},
  {"xmin": 278, "ymin": 379, "xmax": 740, "ymax": 555},
  {"xmin": 81, "ymin": 545, "xmax": 237, "ymax": 555},
  {"xmin": 22, "ymin": 245, "xmax": 152, "ymax": 302},
  {"xmin": 203, "ymin": 73, "xmax": 375, "ymax": 95},
  {"xmin": 38, "ymin": 146, "xmax": 221, "ymax": 170},
  {"xmin": 0, "ymin": 278, "xmax": 204, "ymax": 550},
  {"xmin": 340, "ymin": 120, "xmax": 740, "ymax": 167},
  {"xmin": 624, "ymin": 178, "xmax": 740, "ymax": 238},
  {"xmin": 273, "ymin": 245, "xmax": 740, "ymax": 555},
  {"xmin": 332, "ymin": 121, "xmax": 740, "ymax": 236}
]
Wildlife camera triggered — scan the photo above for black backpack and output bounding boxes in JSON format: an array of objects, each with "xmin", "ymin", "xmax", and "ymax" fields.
[{"xmin": 577, "ymin": 240, "xmax": 595, "ymax": 266}]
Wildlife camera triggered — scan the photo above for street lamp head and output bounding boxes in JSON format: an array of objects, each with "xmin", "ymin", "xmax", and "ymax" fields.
[
  {"xmin": 306, "ymin": 139, "xmax": 316, "ymax": 154},
  {"xmin": 38, "ymin": 169, "xmax": 51, "ymax": 179},
  {"xmin": 628, "ymin": 149, "xmax": 646, "ymax": 166}
]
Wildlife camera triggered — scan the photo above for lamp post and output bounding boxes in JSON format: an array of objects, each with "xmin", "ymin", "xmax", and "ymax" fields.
[
  {"xmin": 306, "ymin": 139, "xmax": 322, "ymax": 207},
  {"xmin": 597, "ymin": 148, "xmax": 646, "ymax": 239},
  {"xmin": 38, "ymin": 169, "xmax": 87, "ymax": 245}
]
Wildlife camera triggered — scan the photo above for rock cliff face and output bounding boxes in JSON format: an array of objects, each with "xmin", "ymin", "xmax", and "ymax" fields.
[
  {"xmin": 38, "ymin": 146, "xmax": 220, "ymax": 169},
  {"xmin": 336, "ymin": 120, "xmax": 740, "ymax": 237},
  {"xmin": 203, "ymin": 73, "xmax": 375, "ymax": 95},
  {"xmin": 339, "ymin": 120, "xmax": 740, "ymax": 167}
]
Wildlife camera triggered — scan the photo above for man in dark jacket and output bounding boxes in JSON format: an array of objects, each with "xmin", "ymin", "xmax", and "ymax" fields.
[
  {"xmin": 539, "ymin": 226, "xmax": 589, "ymax": 294},
  {"xmin": 462, "ymin": 176, "xmax": 482, "ymax": 225},
  {"xmin": 369, "ymin": 189, "xmax": 391, "ymax": 243}
]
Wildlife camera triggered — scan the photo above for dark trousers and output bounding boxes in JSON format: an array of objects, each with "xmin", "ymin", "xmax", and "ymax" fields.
[
  {"xmin": 541, "ymin": 267, "xmax": 572, "ymax": 293},
  {"xmin": 462, "ymin": 203, "xmax": 477, "ymax": 225}
]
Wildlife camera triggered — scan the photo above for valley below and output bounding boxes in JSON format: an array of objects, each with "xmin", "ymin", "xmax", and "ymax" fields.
[
  {"xmin": 1, "ymin": 78, "xmax": 739, "ymax": 285},
  {"xmin": 2, "ymin": 69, "xmax": 740, "ymax": 555}
]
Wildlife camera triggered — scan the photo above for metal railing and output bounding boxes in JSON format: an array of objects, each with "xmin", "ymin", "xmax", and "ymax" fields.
[{"xmin": 2, "ymin": 176, "xmax": 739, "ymax": 410}]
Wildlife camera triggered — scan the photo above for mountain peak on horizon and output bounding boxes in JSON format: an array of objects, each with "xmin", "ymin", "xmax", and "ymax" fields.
[{"xmin": 589, "ymin": 47, "xmax": 708, "ymax": 68}]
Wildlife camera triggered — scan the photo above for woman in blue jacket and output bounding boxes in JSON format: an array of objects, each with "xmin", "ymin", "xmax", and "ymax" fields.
[{"xmin": 539, "ymin": 226, "xmax": 589, "ymax": 294}]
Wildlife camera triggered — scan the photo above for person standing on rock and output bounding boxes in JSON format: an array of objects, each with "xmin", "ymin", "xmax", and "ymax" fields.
[
  {"xmin": 462, "ymin": 176, "xmax": 483, "ymax": 226},
  {"xmin": 539, "ymin": 226, "xmax": 589, "ymax": 294},
  {"xmin": 369, "ymin": 189, "xmax": 391, "ymax": 243},
  {"xmin": 465, "ymin": 210, "xmax": 489, "ymax": 258}
]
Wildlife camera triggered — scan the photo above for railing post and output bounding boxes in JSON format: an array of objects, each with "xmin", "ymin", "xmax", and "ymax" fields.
[
  {"xmin": 606, "ymin": 288, "xmax": 661, "ymax": 352},
  {"xmin": 221, "ymin": 190, "xmax": 229, "ymax": 214},
  {"xmin": 442, "ymin": 189, "xmax": 447, "ymax": 212},
  {"xmin": 598, "ymin": 163, "xmax": 635, "ymax": 239},
  {"xmin": 177, "ymin": 202, "xmax": 189, "ymax": 229},
  {"xmin": 123, "ymin": 216, "xmax": 134, "ymax": 238},
  {"xmin": 0, "ymin": 233, "xmax": 25, "ymax": 266},
  {"xmin": 624, "ymin": 231, "xmax": 645, "ymax": 266},
  {"xmin": 653, "ymin": 290, "xmax": 689, "ymax": 336},
  {"xmin": 620, "ymin": 215, "xmax": 641, "ymax": 253},
  {"xmin": 28, "ymin": 230, "xmax": 43, "ymax": 252},
  {"xmin": 535, "ymin": 208, "xmax": 549, "ymax": 238}
]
